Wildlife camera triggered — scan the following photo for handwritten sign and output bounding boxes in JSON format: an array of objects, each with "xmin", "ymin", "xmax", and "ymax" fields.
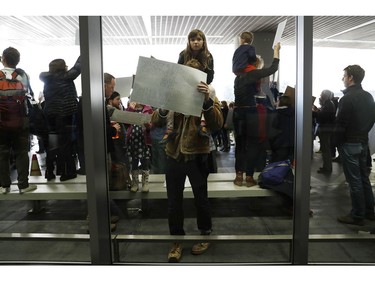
[{"xmin": 130, "ymin": 56, "xmax": 207, "ymax": 117}]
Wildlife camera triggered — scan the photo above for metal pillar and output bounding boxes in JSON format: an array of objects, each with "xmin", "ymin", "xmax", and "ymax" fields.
[
  {"xmin": 79, "ymin": 16, "xmax": 112, "ymax": 264},
  {"xmin": 292, "ymin": 16, "xmax": 313, "ymax": 264}
]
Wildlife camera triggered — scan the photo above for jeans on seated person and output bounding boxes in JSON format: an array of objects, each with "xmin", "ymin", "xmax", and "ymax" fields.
[{"xmin": 339, "ymin": 143, "xmax": 375, "ymax": 219}]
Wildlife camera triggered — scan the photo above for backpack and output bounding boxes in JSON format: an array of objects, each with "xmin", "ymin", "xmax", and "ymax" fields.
[
  {"xmin": 0, "ymin": 70, "xmax": 28, "ymax": 132},
  {"xmin": 258, "ymin": 159, "xmax": 292, "ymax": 186},
  {"xmin": 258, "ymin": 159, "xmax": 294, "ymax": 199}
]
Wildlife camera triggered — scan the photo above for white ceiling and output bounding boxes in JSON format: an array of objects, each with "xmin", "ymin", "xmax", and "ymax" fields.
[{"xmin": 1, "ymin": 16, "xmax": 375, "ymax": 49}]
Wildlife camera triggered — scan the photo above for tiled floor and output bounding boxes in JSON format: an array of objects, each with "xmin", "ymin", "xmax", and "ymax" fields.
[{"xmin": 0, "ymin": 139, "xmax": 375, "ymax": 264}]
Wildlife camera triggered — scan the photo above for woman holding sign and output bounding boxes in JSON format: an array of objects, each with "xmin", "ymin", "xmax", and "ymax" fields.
[
  {"xmin": 154, "ymin": 58, "xmax": 223, "ymax": 263},
  {"xmin": 177, "ymin": 29, "xmax": 218, "ymax": 174}
]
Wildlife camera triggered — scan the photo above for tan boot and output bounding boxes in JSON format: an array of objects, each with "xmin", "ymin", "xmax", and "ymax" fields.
[
  {"xmin": 233, "ymin": 171, "xmax": 243, "ymax": 186},
  {"xmin": 130, "ymin": 170, "xmax": 140, "ymax": 192},
  {"xmin": 141, "ymin": 170, "xmax": 149, "ymax": 193},
  {"xmin": 246, "ymin": 176, "xmax": 257, "ymax": 187}
]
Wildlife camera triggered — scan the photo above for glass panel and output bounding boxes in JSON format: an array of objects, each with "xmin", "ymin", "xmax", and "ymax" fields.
[
  {"xmin": 0, "ymin": 16, "xmax": 91, "ymax": 263},
  {"xmin": 308, "ymin": 16, "xmax": 375, "ymax": 263},
  {"xmin": 103, "ymin": 16, "xmax": 294, "ymax": 264}
]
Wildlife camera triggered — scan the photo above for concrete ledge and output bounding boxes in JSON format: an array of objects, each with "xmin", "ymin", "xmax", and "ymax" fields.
[{"xmin": 2, "ymin": 173, "xmax": 275, "ymax": 201}]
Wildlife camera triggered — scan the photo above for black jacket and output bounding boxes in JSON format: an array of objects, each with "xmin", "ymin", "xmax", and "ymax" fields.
[
  {"xmin": 39, "ymin": 56, "xmax": 81, "ymax": 117},
  {"xmin": 334, "ymin": 84, "xmax": 375, "ymax": 145},
  {"xmin": 313, "ymin": 99, "xmax": 336, "ymax": 133},
  {"xmin": 234, "ymin": 58, "xmax": 279, "ymax": 107}
]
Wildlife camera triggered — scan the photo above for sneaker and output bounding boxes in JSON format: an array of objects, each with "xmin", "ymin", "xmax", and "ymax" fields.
[
  {"xmin": 0, "ymin": 187, "xmax": 10, "ymax": 194},
  {"xmin": 168, "ymin": 243, "xmax": 182, "ymax": 263},
  {"xmin": 19, "ymin": 185, "xmax": 37, "ymax": 194},
  {"xmin": 337, "ymin": 214, "xmax": 364, "ymax": 226},
  {"xmin": 130, "ymin": 185, "xmax": 138, "ymax": 193},
  {"xmin": 191, "ymin": 242, "xmax": 210, "ymax": 255}
]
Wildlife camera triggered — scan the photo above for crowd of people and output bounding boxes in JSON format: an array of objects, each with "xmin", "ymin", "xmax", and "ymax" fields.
[{"xmin": 1, "ymin": 27, "xmax": 375, "ymax": 262}]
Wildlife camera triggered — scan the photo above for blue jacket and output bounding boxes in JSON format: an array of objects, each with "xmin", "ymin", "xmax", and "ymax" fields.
[{"xmin": 232, "ymin": 44, "xmax": 256, "ymax": 74}]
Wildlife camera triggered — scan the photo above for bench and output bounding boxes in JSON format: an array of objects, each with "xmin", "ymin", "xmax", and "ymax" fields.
[{"xmin": 1, "ymin": 173, "xmax": 276, "ymax": 201}]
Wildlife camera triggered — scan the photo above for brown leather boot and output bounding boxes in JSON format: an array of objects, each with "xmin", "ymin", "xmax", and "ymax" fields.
[
  {"xmin": 245, "ymin": 176, "xmax": 257, "ymax": 187},
  {"xmin": 233, "ymin": 171, "xmax": 244, "ymax": 186}
]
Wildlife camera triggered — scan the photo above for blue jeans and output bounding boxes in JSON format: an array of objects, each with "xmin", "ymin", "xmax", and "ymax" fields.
[{"xmin": 339, "ymin": 143, "xmax": 374, "ymax": 219}]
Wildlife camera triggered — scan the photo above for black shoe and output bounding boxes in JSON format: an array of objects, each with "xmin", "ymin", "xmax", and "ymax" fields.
[
  {"xmin": 45, "ymin": 171, "xmax": 56, "ymax": 181},
  {"xmin": 337, "ymin": 214, "xmax": 364, "ymax": 226},
  {"xmin": 60, "ymin": 174, "xmax": 77, "ymax": 182},
  {"xmin": 365, "ymin": 213, "xmax": 375, "ymax": 221},
  {"xmin": 76, "ymin": 168, "xmax": 86, "ymax": 175},
  {"xmin": 332, "ymin": 156, "xmax": 341, "ymax": 163},
  {"xmin": 317, "ymin": 168, "xmax": 332, "ymax": 174},
  {"xmin": 36, "ymin": 150, "xmax": 45, "ymax": 154}
]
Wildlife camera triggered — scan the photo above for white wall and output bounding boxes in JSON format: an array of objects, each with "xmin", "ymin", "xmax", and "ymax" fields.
[{"xmin": 279, "ymin": 46, "xmax": 375, "ymax": 101}]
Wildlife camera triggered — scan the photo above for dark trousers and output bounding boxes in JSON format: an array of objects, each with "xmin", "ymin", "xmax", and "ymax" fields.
[
  {"xmin": 0, "ymin": 126, "xmax": 30, "ymax": 189},
  {"xmin": 319, "ymin": 131, "xmax": 332, "ymax": 171},
  {"xmin": 165, "ymin": 156, "xmax": 212, "ymax": 235},
  {"xmin": 46, "ymin": 115, "xmax": 76, "ymax": 176},
  {"xmin": 221, "ymin": 128, "xmax": 230, "ymax": 149},
  {"xmin": 233, "ymin": 107, "xmax": 267, "ymax": 175}
]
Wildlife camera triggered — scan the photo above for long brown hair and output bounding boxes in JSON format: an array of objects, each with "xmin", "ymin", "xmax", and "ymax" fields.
[{"xmin": 182, "ymin": 29, "xmax": 212, "ymax": 71}]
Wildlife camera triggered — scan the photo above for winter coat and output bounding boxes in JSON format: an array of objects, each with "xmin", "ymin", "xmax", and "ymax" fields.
[
  {"xmin": 334, "ymin": 84, "xmax": 375, "ymax": 145},
  {"xmin": 234, "ymin": 58, "xmax": 279, "ymax": 107},
  {"xmin": 232, "ymin": 44, "xmax": 257, "ymax": 74},
  {"xmin": 39, "ymin": 56, "xmax": 81, "ymax": 118},
  {"xmin": 154, "ymin": 97, "xmax": 223, "ymax": 160}
]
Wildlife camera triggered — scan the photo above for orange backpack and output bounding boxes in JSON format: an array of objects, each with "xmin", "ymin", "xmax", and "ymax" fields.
[{"xmin": 0, "ymin": 70, "xmax": 27, "ymax": 132}]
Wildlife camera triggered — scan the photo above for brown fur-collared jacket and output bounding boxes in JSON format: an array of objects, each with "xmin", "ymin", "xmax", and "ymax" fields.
[{"xmin": 153, "ymin": 96, "xmax": 223, "ymax": 160}]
